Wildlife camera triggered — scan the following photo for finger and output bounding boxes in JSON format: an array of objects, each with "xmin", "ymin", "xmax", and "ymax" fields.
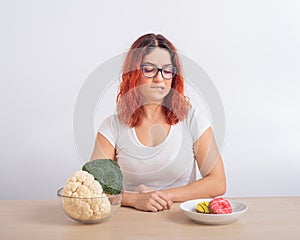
[
  {"xmin": 146, "ymin": 202, "xmax": 159, "ymax": 212},
  {"xmin": 152, "ymin": 194, "xmax": 169, "ymax": 209},
  {"xmin": 152, "ymin": 198, "xmax": 166, "ymax": 211},
  {"xmin": 147, "ymin": 192, "xmax": 168, "ymax": 211},
  {"xmin": 162, "ymin": 200, "xmax": 172, "ymax": 209},
  {"xmin": 156, "ymin": 192, "xmax": 172, "ymax": 208},
  {"xmin": 167, "ymin": 200, "xmax": 173, "ymax": 209},
  {"xmin": 147, "ymin": 199, "xmax": 163, "ymax": 212}
]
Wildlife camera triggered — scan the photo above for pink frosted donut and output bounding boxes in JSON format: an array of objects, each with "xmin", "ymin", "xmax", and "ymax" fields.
[{"xmin": 208, "ymin": 197, "xmax": 232, "ymax": 214}]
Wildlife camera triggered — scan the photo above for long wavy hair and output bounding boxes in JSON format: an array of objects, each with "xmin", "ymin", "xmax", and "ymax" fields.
[{"xmin": 116, "ymin": 33, "xmax": 191, "ymax": 127}]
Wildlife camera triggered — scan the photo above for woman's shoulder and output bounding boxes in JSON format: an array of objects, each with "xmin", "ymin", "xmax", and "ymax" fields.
[
  {"xmin": 181, "ymin": 107, "xmax": 211, "ymax": 140},
  {"xmin": 101, "ymin": 113, "xmax": 119, "ymax": 126},
  {"xmin": 98, "ymin": 113, "xmax": 129, "ymax": 142},
  {"xmin": 103, "ymin": 113, "xmax": 119, "ymax": 122},
  {"xmin": 184, "ymin": 107, "xmax": 207, "ymax": 123},
  {"xmin": 101, "ymin": 113, "xmax": 129, "ymax": 129}
]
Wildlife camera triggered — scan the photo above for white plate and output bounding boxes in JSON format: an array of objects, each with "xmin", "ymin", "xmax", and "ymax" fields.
[{"xmin": 180, "ymin": 198, "xmax": 248, "ymax": 225}]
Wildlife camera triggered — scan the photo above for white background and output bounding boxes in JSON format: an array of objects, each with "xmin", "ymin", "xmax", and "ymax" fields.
[{"xmin": 1, "ymin": 0, "xmax": 299, "ymax": 199}]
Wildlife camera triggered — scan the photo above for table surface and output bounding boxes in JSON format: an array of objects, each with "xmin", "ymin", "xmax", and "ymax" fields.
[{"xmin": 1, "ymin": 197, "xmax": 299, "ymax": 240}]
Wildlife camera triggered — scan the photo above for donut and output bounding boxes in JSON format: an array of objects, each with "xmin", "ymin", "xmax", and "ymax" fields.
[
  {"xmin": 208, "ymin": 197, "xmax": 232, "ymax": 214},
  {"xmin": 195, "ymin": 201, "xmax": 210, "ymax": 214}
]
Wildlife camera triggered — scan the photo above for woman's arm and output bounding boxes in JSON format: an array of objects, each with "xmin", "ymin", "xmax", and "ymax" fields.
[
  {"xmin": 90, "ymin": 133, "xmax": 116, "ymax": 160},
  {"xmin": 90, "ymin": 133, "xmax": 172, "ymax": 211},
  {"xmin": 122, "ymin": 191, "xmax": 172, "ymax": 212},
  {"xmin": 161, "ymin": 127, "xmax": 226, "ymax": 202}
]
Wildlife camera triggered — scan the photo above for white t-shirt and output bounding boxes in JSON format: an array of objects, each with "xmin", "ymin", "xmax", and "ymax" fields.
[{"xmin": 98, "ymin": 108, "xmax": 210, "ymax": 192}]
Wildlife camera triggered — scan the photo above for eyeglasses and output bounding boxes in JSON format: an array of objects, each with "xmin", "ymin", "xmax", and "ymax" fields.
[{"xmin": 140, "ymin": 63, "xmax": 177, "ymax": 80}]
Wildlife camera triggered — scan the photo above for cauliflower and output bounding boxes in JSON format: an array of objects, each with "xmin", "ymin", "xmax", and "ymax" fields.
[{"xmin": 62, "ymin": 170, "xmax": 111, "ymax": 222}]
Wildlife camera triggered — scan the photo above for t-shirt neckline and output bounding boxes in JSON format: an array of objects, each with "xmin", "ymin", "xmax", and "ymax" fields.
[{"xmin": 132, "ymin": 124, "xmax": 174, "ymax": 149}]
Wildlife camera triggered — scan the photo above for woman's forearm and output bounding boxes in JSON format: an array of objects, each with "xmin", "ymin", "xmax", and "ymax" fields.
[
  {"xmin": 162, "ymin": 175, "xmax": 226, "ymax": 202},
  {"xmin": 121, "ymin": 191, "xmax": 138, "ymax": 207},
  {"xmin": 121, "ymin": 190, "xmax": 173, "ymax": 212}
]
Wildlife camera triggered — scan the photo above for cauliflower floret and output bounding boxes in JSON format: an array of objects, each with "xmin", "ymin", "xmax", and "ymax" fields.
[{"xmin": 62, "ymin": 170, "xmax": 111, "ymax": 222}]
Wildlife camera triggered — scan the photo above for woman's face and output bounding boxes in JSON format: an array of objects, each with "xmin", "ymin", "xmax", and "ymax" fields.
[{"xmin": 138, "ymin": 47, "xmax": 173, "ymax": 105}]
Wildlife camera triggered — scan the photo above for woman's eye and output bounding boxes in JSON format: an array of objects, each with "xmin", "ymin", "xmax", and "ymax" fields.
[
  {"xmin": 163, "ymin": 68, "xmax": 173, "ymax": 74},
  {"xmin": 144, "ymin": 67, "xmax": 155, "ymax": 73}
]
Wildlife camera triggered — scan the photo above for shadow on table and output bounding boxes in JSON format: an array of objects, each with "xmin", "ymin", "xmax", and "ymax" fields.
[{"xmin": 164, "ymin": 209, "xmax": 197, "ymax": 225}]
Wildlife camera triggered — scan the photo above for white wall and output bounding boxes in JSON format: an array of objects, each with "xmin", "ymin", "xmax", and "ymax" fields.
[{"xmin": 0, "ymin": 0, "xmax": 299, "ymax": 199}]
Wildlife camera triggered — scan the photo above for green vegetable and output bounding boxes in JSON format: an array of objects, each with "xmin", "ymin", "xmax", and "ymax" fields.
[{"xmin": 82, "ymin": 159, "xmax": 123, "ymax": 195}]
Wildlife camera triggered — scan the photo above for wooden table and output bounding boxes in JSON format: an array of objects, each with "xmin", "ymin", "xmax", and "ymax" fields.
[{"xmin": 1, "ymin": 197, "xmax": 299, "ymax": 240}]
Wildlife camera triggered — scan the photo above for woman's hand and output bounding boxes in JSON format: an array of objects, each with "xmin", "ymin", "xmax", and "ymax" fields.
[{"xmin": 132, "ymin": 191, "xmax": 173, "ymax": 212}]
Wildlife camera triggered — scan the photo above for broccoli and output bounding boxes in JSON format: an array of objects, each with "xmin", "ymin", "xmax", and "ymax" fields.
[{"xmin": 82, "ymin": 159, "xmax": 123, "ymax": 195}]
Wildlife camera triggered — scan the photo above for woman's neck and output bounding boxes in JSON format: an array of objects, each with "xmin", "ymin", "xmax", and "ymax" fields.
[{"xmin": 142, "ymin": 104, "xmax": 164, "ymax": 120}]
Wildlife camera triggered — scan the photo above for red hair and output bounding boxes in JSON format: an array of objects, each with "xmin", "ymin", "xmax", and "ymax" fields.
[{"xmin": 117, "ymin": 33, "xmax": 191, "ymax": 127}]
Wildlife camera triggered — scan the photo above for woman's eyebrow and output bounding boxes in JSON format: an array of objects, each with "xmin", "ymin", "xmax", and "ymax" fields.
[{"xmin": 142, "ymin": 62, "xmax": 173, "ymax": 67}]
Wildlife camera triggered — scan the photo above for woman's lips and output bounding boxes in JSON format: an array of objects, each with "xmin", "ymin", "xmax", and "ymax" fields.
[{"xmin": 150, "ymin": 86, "xmax": 165, "ymax": 90}]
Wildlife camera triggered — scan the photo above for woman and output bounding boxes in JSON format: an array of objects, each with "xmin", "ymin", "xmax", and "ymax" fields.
[{"xmin": 91, "ymin": 33, "xmax": 226, "ymax": 212}]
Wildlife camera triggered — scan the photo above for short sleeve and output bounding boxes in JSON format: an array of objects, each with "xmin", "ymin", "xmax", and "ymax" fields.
[
  {"xmin": 185, "ymin": 108, "xmax": 211, "ymax": 143},
  {"xmin": 98, "ymin": 114, "xmax": 120, "ymax": 148}
]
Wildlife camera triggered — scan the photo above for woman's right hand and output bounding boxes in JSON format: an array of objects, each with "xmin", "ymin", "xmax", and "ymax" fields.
[{"xmin": 132, "ymin": 191, "xmax": 173, "ymax": 212}]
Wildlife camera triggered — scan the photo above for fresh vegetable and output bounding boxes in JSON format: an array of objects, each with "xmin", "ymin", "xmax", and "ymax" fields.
[
  {"xmin": 82, "ymin": 159, "xmax": 123, "ymax": 195},
  {"xmin": 62, "ymin": 170, "xmax": 111, "ymax": 221}
]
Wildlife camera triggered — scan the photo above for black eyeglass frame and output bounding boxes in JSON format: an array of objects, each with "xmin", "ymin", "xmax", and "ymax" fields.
[{"xmin": 140, "ymin": 63, "xmax": 177, "ymax": 80}]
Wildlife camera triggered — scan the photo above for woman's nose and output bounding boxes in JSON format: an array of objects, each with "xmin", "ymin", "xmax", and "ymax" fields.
[{"xmin": 153, "ymin": 70, "xmax": 164, "ymax": 82}]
